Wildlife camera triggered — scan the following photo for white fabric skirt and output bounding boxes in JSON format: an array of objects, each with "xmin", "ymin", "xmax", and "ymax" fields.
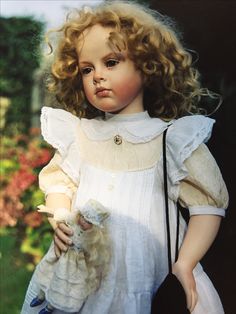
[{"xmin": 21, "ymin": 269, "xmax": 224, "ymax": 314}]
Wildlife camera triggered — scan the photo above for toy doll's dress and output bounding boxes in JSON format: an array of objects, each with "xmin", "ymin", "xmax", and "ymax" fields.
[
  {"xmin": 30, "ymin": 223, "xmax": 90, "ymax": 312},
  {"xmin": 22, "ymin": 107, "xmax": 228, "ymax": 314}
]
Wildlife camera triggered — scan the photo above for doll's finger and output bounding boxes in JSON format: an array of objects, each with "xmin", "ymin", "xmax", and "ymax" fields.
[
  {"xmin": 54, "ymin": 233, "xmax": 68, "ymax": 252},
  {"xmin": 58, "ymin": 222, "xmax": 73, "ymax": 236},
  {"xmin": 55, "ymin": 225, "xmax": 72, "ymax": 245},
  {"xmin": 189, "ymin": 290, "xmax": 198, "ymax": 312},
  {"xmin": 185, "ymin": 288, "xmax": 193, "ymax": 312},
  {"xmin": 54, "ymin": 244, "xmax": 61, "ymax": 258},
  {"xmin": 188, "ymin": 290, "xmax": 195, "ymax": 312}
]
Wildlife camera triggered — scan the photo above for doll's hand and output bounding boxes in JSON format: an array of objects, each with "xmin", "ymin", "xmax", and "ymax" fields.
[
  {"xmin": 54, "ymin": 223, "xmax": 73, "ymax": 258},
  {"xmin": 172, "ymin": 261, "xmax": 198, "ymax": 312}
]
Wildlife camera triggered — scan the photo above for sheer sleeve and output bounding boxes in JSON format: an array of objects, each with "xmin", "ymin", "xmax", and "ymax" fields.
[
  {"xmin": 39, "ymin": 151, "xmax": 78, "ymax": 200},
  {"xmin": 178, "ymin": 144, "xmax": 229, "ymax": 217}
]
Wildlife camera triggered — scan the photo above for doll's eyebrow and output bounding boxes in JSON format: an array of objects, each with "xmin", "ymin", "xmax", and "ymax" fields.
[
  {"xmin": 103, "ymin": 52, "xmax": 125, "ymax": 61},
  {"xmin": 79, "ymin": 60, "xmax": 92, "ymax": 66},
  {"xmin": 79, "ymin": 52, "xmax": 125, "ymax": 66}
]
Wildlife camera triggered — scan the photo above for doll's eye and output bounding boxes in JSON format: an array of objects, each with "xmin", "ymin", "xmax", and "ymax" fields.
[
  {"xmin": 81, "ymin": 67, "xmax": 92, "ymax": 75},
  {"xmin": 106, "ymin": 59, "xmax": 119, "ymax": 68}
]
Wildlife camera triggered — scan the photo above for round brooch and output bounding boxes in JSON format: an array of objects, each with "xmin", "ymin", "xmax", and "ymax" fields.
[{"xmin": 114, "ymin": 135, "xmax": 122, "ymax": 145}]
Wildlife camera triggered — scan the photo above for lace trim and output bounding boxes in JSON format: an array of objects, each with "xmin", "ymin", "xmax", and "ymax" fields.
[{"xmin": 41, "ymin": 107, "xmax": 66, "ymax": 155}]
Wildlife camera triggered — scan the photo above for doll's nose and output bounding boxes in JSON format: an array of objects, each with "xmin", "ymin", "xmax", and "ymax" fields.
[{"xmin": 93, "ymin": 70, "xmax": 106, "ymax": 84}]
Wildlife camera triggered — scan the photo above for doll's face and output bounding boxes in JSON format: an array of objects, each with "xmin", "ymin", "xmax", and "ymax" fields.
[
  {"xmin": 78, "ymin": 216, "xmax": 93, "ymax": 231},
  {"xmin": 77, "ymin": 24, "xmax": 144, "ymax": 114}
]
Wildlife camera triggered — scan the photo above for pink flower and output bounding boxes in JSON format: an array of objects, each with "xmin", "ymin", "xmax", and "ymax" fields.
[
  {"xmin": 6, "ymin": 169, "xmax": 37, "ymax": 197},
  {"xmin": 0, "ymin": 132, "xmax": 52, "ymax": 227},
  {"xmin": 0, "ymin": 192, "xmax": 24, "ymax": 227},
  {"xmin": 23, "ymin": 211, "xmax": 43, "ymax": 227}
]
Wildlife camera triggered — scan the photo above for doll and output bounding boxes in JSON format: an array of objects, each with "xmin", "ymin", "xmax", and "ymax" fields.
[
  {"xmin": 29, "ymin": 199, "xmax": 110, "ymax": 313},
  {"xmin": 22, "ymin": 1, "xmax": 229, "ymax": 313}
]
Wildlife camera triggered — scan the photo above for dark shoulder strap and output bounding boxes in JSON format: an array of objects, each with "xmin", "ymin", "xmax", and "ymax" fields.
[{"xmin": 162, "ymin": 128, "xmax": 180, "ymax": 274}]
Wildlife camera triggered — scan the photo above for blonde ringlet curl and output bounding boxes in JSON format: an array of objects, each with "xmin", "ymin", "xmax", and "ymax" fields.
[
  {"xmin": 46, "ymin": 0, "xmax": 220, "ymax": 119},
  {"xmin": 81, "ymin": 223, "xmax": 111, "ymax": 294}
]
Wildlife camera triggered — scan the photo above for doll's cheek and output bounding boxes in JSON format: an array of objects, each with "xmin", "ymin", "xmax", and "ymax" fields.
[
  {"xmin": 84, "ymin": 224, "xmax": 93, "ymax": 230},
  {"xmin": 79, "ymin": 221, "xmax": 93, "ymax": 230}
]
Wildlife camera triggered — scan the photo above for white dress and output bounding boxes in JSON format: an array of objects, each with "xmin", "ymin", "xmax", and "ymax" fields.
[{"xmin": 21, "ymin": 107, "xmax": 229, "ymax": 314}]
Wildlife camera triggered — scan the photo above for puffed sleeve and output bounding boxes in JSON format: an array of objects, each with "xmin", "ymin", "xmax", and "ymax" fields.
[
  {"xmin": 39, "ymin": 151, "xmax": 77, "ymax": 200},
  {"xmin": 178, "ymin": 143, "xmax": 229, "ymax": 216},
  {"xmin": 165, "ymin": 114, "xmax": 229, "ymax": 216},
  {"xmin": 38, "ymin": 106, "xmax": 82, "ymax": 198}
]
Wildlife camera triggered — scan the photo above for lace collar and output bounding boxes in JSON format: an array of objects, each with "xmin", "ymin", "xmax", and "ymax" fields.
[{"xmin": 80, "ymin": 111, "xmax": 172, "ymax": 144}]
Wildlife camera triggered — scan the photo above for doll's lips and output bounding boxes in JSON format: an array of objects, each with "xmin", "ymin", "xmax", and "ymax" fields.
[{"xmin": 95, "ymin": 88, "xmax": 111, "ymax": 97}]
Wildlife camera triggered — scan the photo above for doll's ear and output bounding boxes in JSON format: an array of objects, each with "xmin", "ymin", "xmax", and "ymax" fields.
[{"xmin": 37, "ymin": 205, "xmax": 54, "ymax": 217}]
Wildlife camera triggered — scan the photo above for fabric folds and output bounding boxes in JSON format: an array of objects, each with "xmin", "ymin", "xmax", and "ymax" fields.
[
  {"xmin": 40, "ymin": 107, "xmax": 81, "ymax": 184},
  {"xmin": 165, "ymin": 115, "xmax": 215, "ymax": 185}
]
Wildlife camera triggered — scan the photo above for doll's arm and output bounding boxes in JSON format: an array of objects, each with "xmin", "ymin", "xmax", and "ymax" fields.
[
  {"xmin": 172, "ymin": 215, "xmax": 221, "ymax": 312},
  {"xmin": 45, "ymin": 193, "xmax": 71, "ymax": 228},
  {"xmin": 173, "ymin": 144, "xmax": 228, "ymax": 311},
  {"xmin": 38, "ymin": 152, "xmax": 78, "ymax": 256},
  {"xmin": 46, "ymin": 193, "xmax": 74, "ymax": 257}
]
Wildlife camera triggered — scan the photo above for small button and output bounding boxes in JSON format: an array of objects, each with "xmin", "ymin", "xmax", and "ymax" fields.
[{"xmin": 114, "ymin": 135, "xmax": 122, "ymax": 145}]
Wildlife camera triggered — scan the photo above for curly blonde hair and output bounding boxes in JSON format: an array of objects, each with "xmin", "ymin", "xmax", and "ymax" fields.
[
  {"xmin": 82, "ymin": 223, "xmax": 111, "ymax": 294},
  {"xmin": 47, "ymin": 0, "xmax": 216, "ymax": 119}
]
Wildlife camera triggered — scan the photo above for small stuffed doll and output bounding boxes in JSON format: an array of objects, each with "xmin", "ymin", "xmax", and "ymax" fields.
[{"xmin": 30, "ymin": 199, "xmax": 110, "ymax": 314}]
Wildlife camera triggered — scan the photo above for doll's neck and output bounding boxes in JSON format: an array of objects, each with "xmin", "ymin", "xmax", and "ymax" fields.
[{"xmin": 105, "ymin": 111, "xmax": 150, "ymax": 122}]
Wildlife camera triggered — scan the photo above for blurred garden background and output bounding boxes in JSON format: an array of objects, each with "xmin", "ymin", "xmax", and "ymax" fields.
[
  {"xmin": 0, "ymin": 8, "xmax": 53, "ymax": 314},
  {"xmin": 0, "ymin": 0, "xmax": 236, "ymax": 313}
]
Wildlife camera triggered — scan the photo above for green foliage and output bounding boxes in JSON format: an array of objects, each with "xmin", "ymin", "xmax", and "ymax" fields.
[
  {"xmin": 0, "ymin": 16, "xmax": 44, "ymax": 133},
  {"xmin": 0, "ymin": 129, "xmax": 53, "ymax": 262},
  {"xmin": 21, "ymin": 225, "xmax": 53, "ymax": 265},
  {"xmin": 0, "ymin": 129, "xmax": 54, "ymax": 313},
  {"xmin": 0, "ymin": 229, "xmax": 34, "ymax": 314}
]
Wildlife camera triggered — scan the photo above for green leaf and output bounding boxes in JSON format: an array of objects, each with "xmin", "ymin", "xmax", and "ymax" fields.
[{"xmin": 0, "ymin": 159, "xmax": 19, "ymax": 176}]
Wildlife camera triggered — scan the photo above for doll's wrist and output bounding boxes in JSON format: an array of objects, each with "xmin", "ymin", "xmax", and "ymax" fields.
[
  {"xmin": 48, "ymin": 217, "xmax": 58, "ymax": 230},
  {"xmin": 172, "ymin": 259, "xmax": 196, "ymax": 274},
  {"xmin": 53, "ymin": 207, "xmax": 71, "ymax": 223}
]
